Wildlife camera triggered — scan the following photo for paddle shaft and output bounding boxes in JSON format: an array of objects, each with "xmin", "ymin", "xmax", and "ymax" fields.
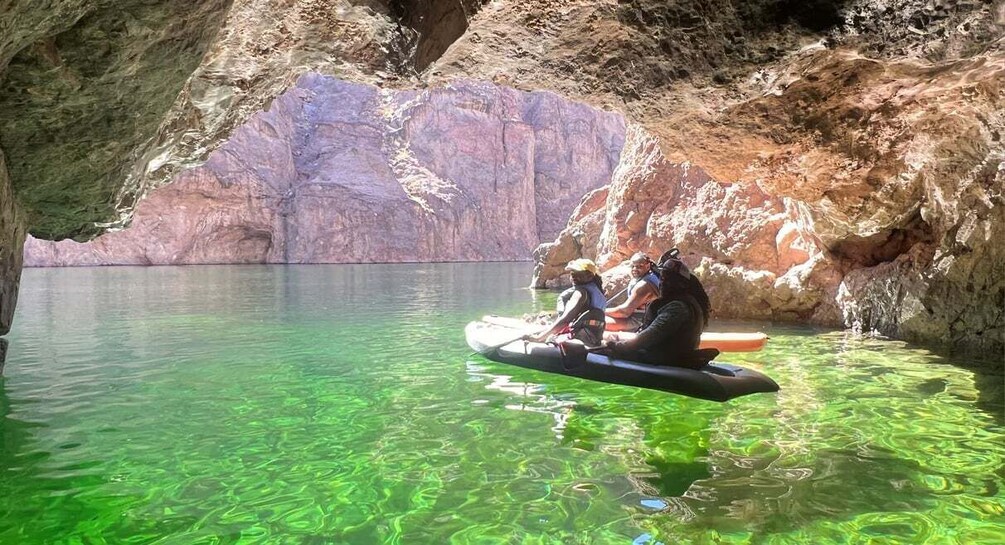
[
  {"xmin": 481, "ymin": 325, "xmax": 549, "ymax": 352},
  {"xmin": 607, "ymin": 285, "xmax": 630, "ymax": 304}
]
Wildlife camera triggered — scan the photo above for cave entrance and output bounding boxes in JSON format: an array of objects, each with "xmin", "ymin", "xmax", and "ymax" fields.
[{"xmin": 392, "ymin": 0, "xmax": 484, "ymax": 72}]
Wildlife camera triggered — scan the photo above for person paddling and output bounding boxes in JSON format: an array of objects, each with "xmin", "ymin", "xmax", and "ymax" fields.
[
  {"xmin": 528, "ymin": 258, "xmax": 607, "ymax": 347},
  {"xmin": 604, "ymin": 252, "xmax": 660, "ymax": 332},
  {"xmin": 604, "ymin": 250, "xmax": 713, "ymax": 368}
]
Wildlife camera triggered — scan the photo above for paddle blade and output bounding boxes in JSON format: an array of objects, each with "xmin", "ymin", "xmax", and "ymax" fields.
[{"xmin": 465, "ymin": 321, "xmax": 531, "ymax": 355}]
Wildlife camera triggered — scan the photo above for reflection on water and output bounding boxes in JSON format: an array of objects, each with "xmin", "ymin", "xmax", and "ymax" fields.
[
  {"xmin": 1, "ymin": 263, "xmax": 1003, "ymax": 544},
  {"xmin": 0, "ymin": 336, "xmax": 6, "ymax": 374}
]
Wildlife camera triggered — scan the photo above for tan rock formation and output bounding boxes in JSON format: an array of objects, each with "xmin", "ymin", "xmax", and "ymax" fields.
[
  {"xmin": 24, "ymin": 76, "xmax": 624, "ymax": 265},
  {"xmin": 532, "ymin": 44, "xmax": 1004, "ymax": 355},
  {"xmin": 534, "ymin": 126, "xmax": 844, "ymax": 324},
  {"xmin": 432, "ymin": 1, "xmax": 1002, "ymax": 357}
]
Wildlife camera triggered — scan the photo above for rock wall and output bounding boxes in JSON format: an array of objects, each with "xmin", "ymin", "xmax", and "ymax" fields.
[
  {"xmin": 4, "ymin": 0, "xmax": 1004, "ymax": 358},
  {"xmin": 23, "ymin": 76, "xmax": 624, "ymax": 265},
  {"xmin": 441, "ymin": 0, "xmax": 1002, "ymax": 359},
  {"xmin": 536, "ymin": 44, "xmax": 1005, "ymax": 357},
  {"xmin": 0, "ymin": 151, "xmax": 25, "ymax": 336},
  {"xmin": 534, "ymin": 127, "xmax": 843, "ymax": 325},
  {"xmin": 0, "ymin": 0, "xmax": 234, "ymax": 239}
]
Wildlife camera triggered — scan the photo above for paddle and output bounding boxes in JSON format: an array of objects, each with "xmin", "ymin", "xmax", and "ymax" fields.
[
  {"xmin": 606, "ymin": 285, "xmax": 630, "ymax": 305},
  {"xmin": 474, "ymin": 326, "xmax": 548, "ymax": 355}
]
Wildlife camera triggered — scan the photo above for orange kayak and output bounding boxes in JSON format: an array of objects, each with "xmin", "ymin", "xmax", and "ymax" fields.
[
  {"xmin": 697, "ymin": 332, "xmax": 768, "ymax": 352},
  {"xmin": 481, "ymin": 315, "xmax": 768, "ymax": 353}
]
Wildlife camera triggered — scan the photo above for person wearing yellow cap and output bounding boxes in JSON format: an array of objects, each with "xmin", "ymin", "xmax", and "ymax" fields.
[{"xmin": 528, "ymin": 258, "xmax": 608, "ymax": 346}]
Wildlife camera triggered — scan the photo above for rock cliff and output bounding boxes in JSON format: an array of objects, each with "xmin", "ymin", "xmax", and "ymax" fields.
[
  {"xmin": 0, "ymin": 152, "xmax": 25, "ymax": 336},
  {"xmin": 531, "ymin": 45, "xmax": 1004, "ymax": 356},
  {"xmin": 23, "ymin": 76, "xmax": 624, "ymax": 265},
  {"xmin": 3, "ymin": 0, "xmax": 1003, "ymax": 358},
  {"xmin": 533, "ymin": 126, "xmax": 844, "ymax": 326},
  {"xmin": 427, "ymin": 0, "xmax": 1004, "ymax": 357}
]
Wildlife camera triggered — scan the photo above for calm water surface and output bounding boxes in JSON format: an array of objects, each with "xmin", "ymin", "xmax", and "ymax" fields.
[{"xmin": 1, "ymin": 264, "xmax": 1002, "ymax": 544}]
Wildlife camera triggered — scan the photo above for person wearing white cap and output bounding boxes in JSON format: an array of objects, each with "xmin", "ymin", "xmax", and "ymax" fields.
[
  {"xmin": 528, "ymin": 258, "xmax": 608, "ymax": 346},
  {"xmin": 604, "ymin": 252, "xmax": 660, "ymax": 332}
]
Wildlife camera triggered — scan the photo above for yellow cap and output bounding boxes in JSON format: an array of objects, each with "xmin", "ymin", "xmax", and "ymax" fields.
[{"xmin": 565, "ymin": 258, "xmax": 599, "ymax": 275}]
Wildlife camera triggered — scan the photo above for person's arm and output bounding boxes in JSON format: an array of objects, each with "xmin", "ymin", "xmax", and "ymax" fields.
[
  {"xmin": 605, "ymin": 282, "xmax": 657, "ymax": 319},
  {"xmin": 529, "ymin": 290, "xmax": 584, "ymax": 341},
  {"xmin": 615, "ymin": 301, "xmax": 690, "ymax": 350}
]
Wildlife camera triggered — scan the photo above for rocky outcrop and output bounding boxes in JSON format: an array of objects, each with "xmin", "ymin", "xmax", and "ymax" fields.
[
  {"xmin": 439, "ymin": 1, "xmax": 1002, "ymax": 358},
  {"xmin": 533, "ymin": 42, "xmax": 1004, "ymax": 357},
  {"xmin": 534, "ymin": 127, "xmax": 844, "ymax": 324},
  {"xmin": 0, "ymin": 151, "xmax": 25, "ymax": 336},
  {"xmin": 23, "ymin": 76, "xmax": 624, "ymax": 265},
  {"xmin": 0, "ymin": 0, "xmax": 234, "ymax": 239}
]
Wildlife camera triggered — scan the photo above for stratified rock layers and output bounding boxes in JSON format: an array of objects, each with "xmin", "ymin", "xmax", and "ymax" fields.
[{"xmin": 23, "ymin": 76, "xmax": 624, "ymax": 265}]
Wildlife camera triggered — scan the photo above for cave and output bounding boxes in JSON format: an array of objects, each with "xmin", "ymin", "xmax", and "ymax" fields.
[
  {"xmin": 827, "ymin": 212, "xmax": 935, "ymax": 268},
  {"xmin": 0, "ymin": 0, "xmax": 233, "ymax": 240}
]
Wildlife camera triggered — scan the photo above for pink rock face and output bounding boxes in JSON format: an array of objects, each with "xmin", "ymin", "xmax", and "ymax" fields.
[{"xmin": 24, "ymin": 75, "xmax": 624, "ymax": 265}]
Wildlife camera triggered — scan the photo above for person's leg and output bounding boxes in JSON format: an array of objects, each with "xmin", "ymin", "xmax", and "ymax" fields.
[{"xmin": 604, "ymin": 315, "xmax": 633, "ymax": 331}]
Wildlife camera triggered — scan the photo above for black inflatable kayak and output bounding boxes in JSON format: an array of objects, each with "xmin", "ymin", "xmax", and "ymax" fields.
[{"xmin": 465, "ymin": 321, "xmax": 779, "ymax": 402}]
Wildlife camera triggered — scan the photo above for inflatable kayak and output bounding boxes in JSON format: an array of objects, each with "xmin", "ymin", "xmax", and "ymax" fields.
[
  {"xmin": 466, "ymin": 320, "xmax": 779, "ymax": 402},
  {"xmin": 480, "ymin": 315, "xmax": 768, "ymax": 352}
]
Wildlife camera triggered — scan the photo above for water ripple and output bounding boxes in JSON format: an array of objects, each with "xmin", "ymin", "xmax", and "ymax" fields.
[{"xmin": 1, "ymin": 264, "xmax": 1002, "ymax": 544}]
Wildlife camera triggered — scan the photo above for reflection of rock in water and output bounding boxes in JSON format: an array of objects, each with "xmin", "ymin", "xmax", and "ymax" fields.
[
  {"xmin": 0, "ymin": 338, "xmax": 6, "ymax": 375},
  {"xmin": 974, "ymin": 372, "xmax": 1005, "ymax": 426},
  {"xmin": 630, "ymin": 460, "xmax": 711, "ymax": 498}
]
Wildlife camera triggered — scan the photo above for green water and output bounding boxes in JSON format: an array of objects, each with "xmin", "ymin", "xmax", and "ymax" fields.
[{"xmin": 1, "ymin": 264, "xmax": 1002, "ymax": 545}]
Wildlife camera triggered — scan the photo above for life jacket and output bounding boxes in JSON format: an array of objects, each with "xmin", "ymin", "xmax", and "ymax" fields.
[
  {"xmin": 560, "ymin": 282, "xmax": 607, "ymax": 346},
  {"xmin": 631, "ymin": 271, "xmax": 660, "ymax": 292},
  {"xmin": 628, "ymin": 271, "xmax": 660, "ymax": 319}
]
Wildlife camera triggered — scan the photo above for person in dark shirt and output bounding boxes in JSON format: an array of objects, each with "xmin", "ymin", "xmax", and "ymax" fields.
[{"xmin": 605, "ymin": 252, "xmax": 713, "ymax": 368}]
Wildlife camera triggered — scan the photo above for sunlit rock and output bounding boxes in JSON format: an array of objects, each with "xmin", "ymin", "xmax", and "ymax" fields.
[{"xmin": 533, "ymin": 126, "xmax": 843, "ymax": 324}]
